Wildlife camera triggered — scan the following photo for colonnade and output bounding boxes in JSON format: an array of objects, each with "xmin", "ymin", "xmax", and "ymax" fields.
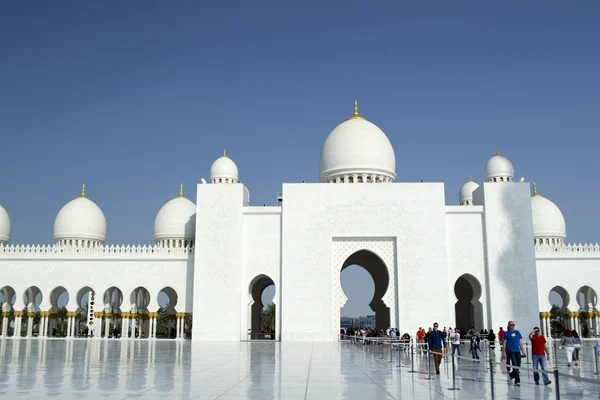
[
  {"xmin": 0, "ymin": 310, "xmax": 190, "ymax": 339},
  {"xmin": 539, "ymin": 310, "xmax": 600, "ymax": 337}
]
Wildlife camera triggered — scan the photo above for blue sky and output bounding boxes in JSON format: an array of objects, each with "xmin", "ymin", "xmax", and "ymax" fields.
[{"xmin": 1, "ymin": 2, "xmax": 599, "ymax": 317}]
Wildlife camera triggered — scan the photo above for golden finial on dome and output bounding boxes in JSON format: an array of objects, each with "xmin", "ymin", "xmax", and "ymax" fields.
[
  {"xmin": 81, "ymin": 184, "xmax": 86, "ymax": 198},
  {"xmin": 468, "ymin": 175, "xmax": 472, "ymax": 182},
  {"xmin": 495, "ymin": 148, "xmax": 499, "ymax": 156},
  {"xmin": 223, "ymin": 149, "xmax": 227, "ymax": 157},
  {"xmin": 179, "ymin": 183, "xmax": 184, "ymax": 198},
  {"xmin": 346, "ymin": 99, "xmax": 365, "ymax": 120},
  {"xmin": 532, "ymin": 182, "xmax": 538, "ymax": 197}
]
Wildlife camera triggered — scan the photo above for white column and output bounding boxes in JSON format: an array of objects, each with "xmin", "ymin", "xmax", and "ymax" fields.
[
  {"xmin": 39, "ymin": 314, "xmax": 46, "ymax": 337},
  {"xmin": 67, "ymin": 314, "xmax": 73, "ymax": 337},
  {"xmin": 175, "ymin": 314, "xmax": 180, "ymax": 339},
  {"xmin": 2, "ymin": 313, "xmax": 9, "ymax": 336},
  {"xmin": 130, "ymin": 314, "xmax": 137, "ymax": 339},
  {"xmin": 26, "ymin": 313, "xmax": 34, "ymax": 337},
  {"xmin": 104, "ymin": 314, "xmax": 111, "ymax": 339},
  {"xmin": 72, "ymin": 316, "xmax": 78, "ymax": 337},
  {"xmin": 122, "ymin": 315, "xmax": 129, "ymax": 339},
  {"xmin": 596, "ymin": 314, "xmax": 599, "ymax": 336},
  {"xmin": 15, "ymin": 314, "xmax": 22, "ymax": 337},
  {"xmin": 153, "ymin": 314, "xmax": 158, "ymax": 338}
]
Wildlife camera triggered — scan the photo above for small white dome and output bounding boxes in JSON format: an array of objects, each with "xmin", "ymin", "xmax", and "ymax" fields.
[
  {"xmin": 459, "ymin": 179, "xmax": 479, "ymax": 205},
  {"xmin": 0, "ymin": 204, "xmax": 11, "ymax": 244},
  {"xmin": 531, "ymin": 184, "xmax": 566, "ymax": 239},
  {"xmin": 54, "ymin": 186, "xmax": 106, "ymax": 243},
  {"xmin": 484, "ymin": 150, "xmax": 514, "ymax": 182},
  {"xmin": 154, "ymin": 185, "xmax": 196, "ymax": 242},
  {"xmin": 319, "ymin": 101, "xmax": 396, "ymax": 183},
  {"xmin": 210, "ymin": 150, "xmax": 239, "ymax": 183}
]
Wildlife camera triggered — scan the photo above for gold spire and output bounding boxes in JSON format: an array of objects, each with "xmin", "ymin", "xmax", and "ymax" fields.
[
  {"xmin": 81, "ymin": 184, "xmax": 86, "ymax": 198},
  {"xmin": 179, "ymin": 183, "xmax": 184, "ymax": 198},
  {"xmin": 346, "ymin": 99, "xmax": 365, "ymax": 120},
  {"xmin": 468, "ymin": 175, "xmax": 472, "ymax": 182},
  {"xmin": 532, "ymin": 182, "xmax": 539, "ymax": 197},
  {"xmin": 222, "ymin": 149, "xmax": 227, "ymax": 158},
  {"xmin": 495, "ymin": 148, "xmax": 499, "ymax": 156}
]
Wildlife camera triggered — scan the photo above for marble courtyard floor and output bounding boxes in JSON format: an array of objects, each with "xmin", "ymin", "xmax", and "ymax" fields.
[{"xmin": 0, "ymin": 339, "xmax": 598, "ymax": 399}]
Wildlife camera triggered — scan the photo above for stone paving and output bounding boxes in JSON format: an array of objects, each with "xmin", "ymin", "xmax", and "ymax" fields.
[{"xmin": 0, "ymin": 338, "xmax": 598, "ymax": 399}]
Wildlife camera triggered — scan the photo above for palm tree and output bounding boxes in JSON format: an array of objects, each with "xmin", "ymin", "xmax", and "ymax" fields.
[{"xmin": 261, "ymin": 303, "xmax": 276, "ymax": 333}]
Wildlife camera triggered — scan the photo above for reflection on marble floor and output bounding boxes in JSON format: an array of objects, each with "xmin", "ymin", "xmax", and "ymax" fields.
[{"xmin": 0, "ymin": 339, "xmax": 598, "ymax": 399}]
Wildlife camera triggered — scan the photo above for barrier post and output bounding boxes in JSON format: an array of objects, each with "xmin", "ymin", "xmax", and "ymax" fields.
[
  {"xmin": 525, "ymin": 342, "xmax": 532, "ymax": 365},
  {"xmin": 489, "ymin": 350, "xmax": 495, "ymax": 399},
  {"xmin": 553, "ymin": 368, "xmax": 560, "ymax": 400},
  {"xmin": 553, "ymin": 339, "xmax": 559, "ymax": 369},
  {"xmin": 448, "ymin": 353, "xmax": 460, "ymax": 391},
  {"xmin": 390, "ymin": 342, "xmax": 393, "ymax": 364},
  {"xmin": 409, "ymin": 339, "xmax": 417, "ymax": 373},
  {"xmin": 425, "ymin": 350, "xmax": 433, "ymax": 380},
  {"xmin": 595, "ymin": 347, "xmax": 598, "ymax": 375}
]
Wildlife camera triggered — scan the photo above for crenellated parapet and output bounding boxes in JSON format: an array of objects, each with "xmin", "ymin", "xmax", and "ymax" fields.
[
  {"xmin": 536, "ymin": 243, "xmax": 600, "ymax": 253},
  {"xmin": 0, "ymin": 243, "xmax": 193, "ymax": 258}
]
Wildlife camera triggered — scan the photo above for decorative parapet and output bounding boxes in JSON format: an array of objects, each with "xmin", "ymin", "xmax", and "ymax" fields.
[
  {"xmin": 0, "ymin": 243, "xmax": 193, "ymax": 259},
  {"xmin": 535, "ymin": 243, "xmax": 600, "ymax": 254}
]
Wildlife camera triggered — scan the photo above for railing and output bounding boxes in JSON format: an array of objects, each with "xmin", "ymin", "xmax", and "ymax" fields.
[
  {"xmin": 347, "ymin": 335, "xmax": 600, "ymax": 399},
  {"xmin": 0, "ymin": 243, "xmax": 193, "ymax": 257},
  {"xmin": 536, "ymin": 243, "xmax": 600, "ymax": 253},
  {"xmin": 246, "ymin": 332, "xmax": 275, "ymax": 340}
]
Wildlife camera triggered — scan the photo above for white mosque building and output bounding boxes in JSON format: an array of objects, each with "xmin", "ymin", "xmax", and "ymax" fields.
[{"xmin": 0, "ymin": 102, "xmax": 598, "ymax": 342}]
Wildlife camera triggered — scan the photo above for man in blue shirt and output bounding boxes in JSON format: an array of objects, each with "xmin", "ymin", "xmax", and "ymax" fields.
[
  {"xmin": 501, "ymin": 320, "xmax": 526, "ymax": 386},
  {"xmin": 427, "ymin": 322, "xmax": 447, "ymax": 375}
]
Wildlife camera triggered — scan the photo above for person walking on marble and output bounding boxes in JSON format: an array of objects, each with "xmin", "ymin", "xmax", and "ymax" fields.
[
  {"xmin": 428, "ymin": 322, "xmax": 447, "ymax": 375},
  {"xmin": 501, "ymin": 320, "xmax": 526, "ymax": 386}
]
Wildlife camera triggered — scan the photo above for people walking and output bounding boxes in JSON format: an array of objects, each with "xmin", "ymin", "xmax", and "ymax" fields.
[
  {"xmin": 427, "ymin": 322, "xmax": 447, "ymax": 375},
  {"xmin": 469, "ymin": 327, "xmax": 480, "ymax": 360},
  {"xmin": 561, "ymin": 329, "xmax": 576, "ymax": 366},
  {"xmin": 488, "ymin": 329, "xmax": 496, "ymax": 351},
  {"xmin": 572, "ymin": 330, "xmax": 581, "ymax": 366},
  {"xmin": 501, "ymin": 320, "xmax": 526, "ymax": 386},
  {"xmin": 529, "ymin": 327, "xmax": 552, "ymax": 385},
  {"xmin": 450, "ymin": 326, "xmax": 461, "ymax": 357}
]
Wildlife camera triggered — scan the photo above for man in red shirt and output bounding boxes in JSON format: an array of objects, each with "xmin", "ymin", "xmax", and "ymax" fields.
[
  {"xmin": 498, "ymin": 327, "xmax": 505, "ymax": 342},
  {"xmin": 529, "ymin": 327, "xmax": 552, "ymax": 385}
]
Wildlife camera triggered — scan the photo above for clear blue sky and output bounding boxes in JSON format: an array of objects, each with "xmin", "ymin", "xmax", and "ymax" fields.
[{"xmin": 1, "ymin": 2, "xmax": 599, "ymax": 317}]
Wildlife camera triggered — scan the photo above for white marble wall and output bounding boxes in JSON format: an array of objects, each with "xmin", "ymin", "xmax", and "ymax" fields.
[
  {"xmin": 192, "ymin": 184, "xmax": 245, "ymax": 340},
  {"xmin": 280, "ymin": 183, "xmax": 451, "ymax": 341},
  {"xmin": 473, "ymin": 182, "xmax": 540, "ymax": 331}
]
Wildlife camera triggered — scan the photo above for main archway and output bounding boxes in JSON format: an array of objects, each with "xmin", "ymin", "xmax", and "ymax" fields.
[
  {"xmin": 332, "ymin": 239, "xmax": 397, "ymax": 341},
  {"xmin": 454, "ymin": 274, "xmax": 484, "ymax": 332},
  {"xmin": 340, "ymin": 250, "xmax": 390, "ymax": 332},
  {"xmin": 247, "ymin": 275, "xmax": 276, "ymax": 340}
]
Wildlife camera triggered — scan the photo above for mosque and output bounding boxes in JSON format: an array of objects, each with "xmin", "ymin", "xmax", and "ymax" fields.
[{"xmin": 0, "ymin": 102, "xmax": 598, "ymax": 342}]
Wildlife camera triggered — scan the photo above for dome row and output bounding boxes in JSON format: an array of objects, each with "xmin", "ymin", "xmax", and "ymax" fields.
[
  {"xmin": 459, "ymin": 154, "xmax": 566, "ymax": 244},
  {"xmin": 0, "ymin": 153, "xmax": 240, "ymax": 247}
]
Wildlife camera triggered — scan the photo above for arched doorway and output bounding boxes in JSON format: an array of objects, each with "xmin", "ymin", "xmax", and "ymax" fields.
[
  {"xmin": 157, "ymin": 287, "xmax": 178, "ymax": 338},
  {"xmin": 76, "ymin": 286, "xmax": 96, "ymax": 337},
  {"xmin": 0, "ymin": 286, "xmax": 16, "ymax": 336},
  {"xmin": 548, "ymin": 286, "xmax": 571, "ymax": 334},
  {"xmin": 576, "ymin": 286, "xmax": 597, "ymax": 337},
  {"xmin": 339, "ymin": 250, "xmax": 391, "ymax": 333},
  {"xmin": 454, "ymin": 274, "xmax": 484, "ymax": 332},
  {"xmin": 248, "ymin": 275, "xmax": 276, "ymax": 340}
]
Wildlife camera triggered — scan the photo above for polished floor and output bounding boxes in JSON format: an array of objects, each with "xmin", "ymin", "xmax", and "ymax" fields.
[{"xmin": 0, "ymin": 338, "xmax": 598, "ymax": 399}]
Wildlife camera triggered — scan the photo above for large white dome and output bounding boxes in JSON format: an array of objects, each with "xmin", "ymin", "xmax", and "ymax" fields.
[
  {"xmin": 531, "ymin": 183, "xmax": 566, "ymax": 240},
  {"xmin": 154, "ymin": 185, "xmax": 196, "ymax": 242},
  {"xmin": 319, "ymin": 101, "xmax": 396, "ymax": 183},
  {"xmin": 484, "ymin": 150, "xmax": 514, "ymax": 182},
  {"xmin": 459, "ymin": 178, "xmax": 479, "ymax": 205},
  {"xmin": 0, "ymin": 204, "xmax": 10, "ymax": 244},
  {"xmin": 210, "ymin": 150, "xmax": 239, "ymax": 183},
  {"xmin": 54, "ymin": 185, "xmax": 107, "ymax": 244}
]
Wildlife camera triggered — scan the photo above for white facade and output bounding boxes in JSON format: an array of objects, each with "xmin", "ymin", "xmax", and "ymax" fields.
[{"xmin": 1, "ymin": 103, "xmax": 599, "ymax": 341}]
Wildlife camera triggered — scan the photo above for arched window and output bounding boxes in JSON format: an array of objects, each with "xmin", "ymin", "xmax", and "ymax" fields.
[
  {"xmin": 366, "ymin": 176, "xmax": 372, "ymax": 183},
  {"xmin": 500, "ymin": 177, "xmax": 504, "ymax": 182},
  {"xmin": 340, "ymin": 177, "xmax": 344, "ymax": 183},
  {"xmin": 348, "ymin": 176, "xmax": 354, "ymax": 183},
  {"xmin": 357, "ymin": 176, "xmax": 363, "ymax": 183},
  {"xmin": 375, "ymin": 177, "xmax": 381, "ymax": 183}
]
